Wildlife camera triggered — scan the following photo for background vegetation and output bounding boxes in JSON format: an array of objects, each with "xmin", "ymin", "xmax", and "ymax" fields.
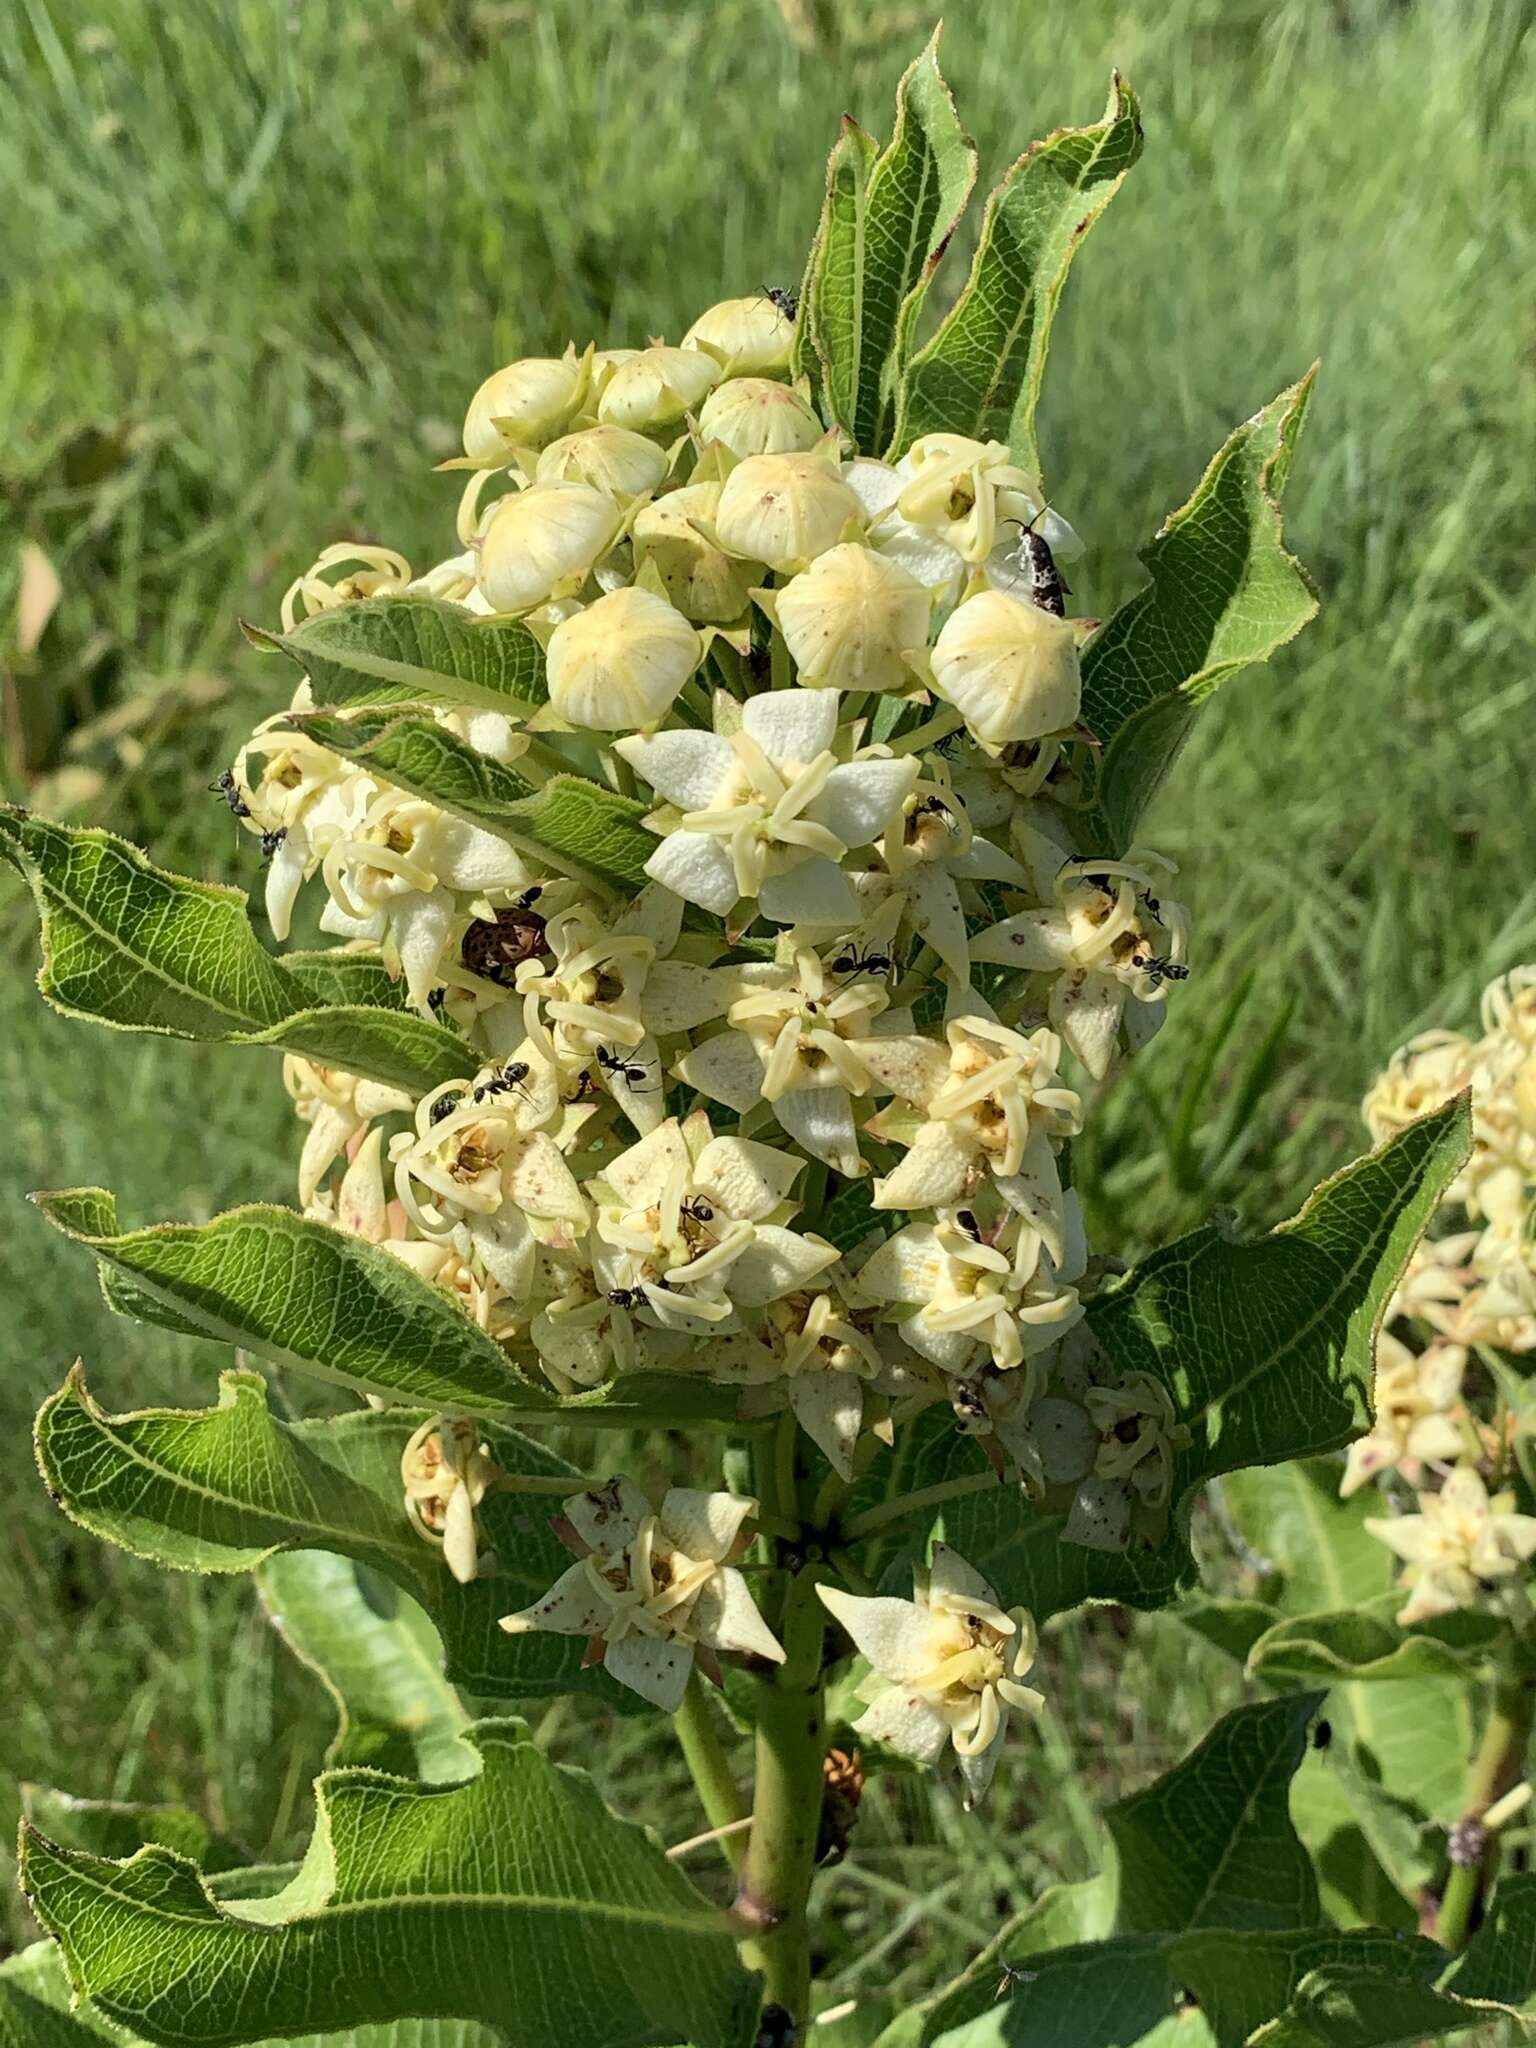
[{"xmin": 2, "ymin": 0, "xmax": 1532, "ymax": 2005}]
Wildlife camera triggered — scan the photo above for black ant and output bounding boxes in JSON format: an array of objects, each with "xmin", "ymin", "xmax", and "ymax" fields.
[
  {"xmin": 829, "ymin": 943, "xmax": 893, "ymax": 981},
  {"xmin": 933, "ymin": 726, "xmax": 964, "ymax": 759},
  {"xmin": 565, "ymin": 1071, "xmax": 596, "ymax": 1104},
  {"xmin": 210, "ymin": 768, "xmax": 250, "ymax": 819},
  {"xmin": 596, "ymin": 1045, "xmax": 657, "ymax": 1090},
  {"xmin": 430, "ymin": 1091, "xmax": 465, "ymax": 1125},
  {"xmin": 427, "ymin": 988, "xmax": 447, "ymax": 1013},
  {"xmin": 473, "ymin": 1059, "xmax": 532, "ymax": 1103},
  {"xmin": 1131, "ymin": 954, "xmax": 1191, "ymax": 991},
  {"xmin": 955, "ymin": 1210, "xmax": 983, "ymax": 1242},
  {"xmin": 259, "ymin": 828, "xmax": 287, "ymax": 863},
  {"xmin": 1003, "ymin": 510, "xmax": 1070, "ymax": 618},
  {"xmin": 510, "ymin": 885, "xmax": 544, "ymax": 913},
  {"xmin": 680, "ymin": 1197, "xmax": 715, "ymax": 1225},
  {"xmin": 762, "ymin": 284, "xmax": 798, "ymax": 322},
  {"xmin": 606, "ymin": 1285, "xmax": 645, "ymax": 1309}
]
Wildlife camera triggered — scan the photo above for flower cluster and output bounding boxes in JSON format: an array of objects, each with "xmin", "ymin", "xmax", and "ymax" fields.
[
  {"xmin": 228, "ymin": 295, "xmax": 1197, "ymax": 1760},
  {"xmin": 1356, "ymin": 966, "xmax": 1536, "ymax": 1622}
]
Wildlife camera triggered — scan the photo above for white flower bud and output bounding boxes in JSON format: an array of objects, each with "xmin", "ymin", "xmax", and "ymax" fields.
[
  {"xmin": 682, "ymin": 295, "xmax": 794, "ymax": 377},
  {"xmin": 597, "ymin": 345, "xmax": 720, "ymax": 433},
  {"xmin": 929, "ymin": 587, "xmax": 1081, "ymax": 748},
  {"xmin": 536, "ymin": 426, "xmax": 669, "ymax": 501},
  {"xmin": 547, "ymin": 585, "xmax": 702, "ymax": 731},
  {"xmin": 775, "ymin": 542, "xmax": 931, "ymax": 691},
  {"xmin": 476, "ymin": 481, "xmax": 622, "ymax": 614},
  {"xmin": 713, "ymin": 448, "xmax": 861, "ymax": 570},
  {"xmin": 697, "ymin": 378, "xmax": 822, "ymax": 459},
  {"xmin": 463, "ymin": 353, "xmax": 588, "ymax": 465},
  {"xmin": 632, "ymin": 483, "xmax": 757, "ymax": 623}
]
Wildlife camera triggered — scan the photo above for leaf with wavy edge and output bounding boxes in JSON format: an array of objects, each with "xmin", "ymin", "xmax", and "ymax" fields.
[
  {"xmin": 244, "ymin": 596, "xmax": 548, "ymax": 713},
  {"xmin": 888, "ymin": 75, "xmax": 1142, "ymax": 476},
  {"xmin": 0, "ymin": 807, "xmax": 472, "ymax": 1094},
  {"xmin": 1081, "ymin": 371, "xmax": 1319, "ymax": 847},
  {"xmin": 36, "ymin": 1367, "xmax": 630, "ymax": 1705},
  {"xmin": 1247, "ymin": 1593, "xmax": 1503, "ymax": 1685},
  {"xmin": 798, "ymin": 119, "xmax": 878, "ymax": 433},
  {"xmin": 256, "ymin": 1551, "xmax": 477, "ymax": 1783},
  {"xmin": 18, "ymin": 1789, "xmax": 245, "ymax": 1874},
  {"xmin": 20, "ymin": 1720, "xmax": 758, "ymax": 2048}
]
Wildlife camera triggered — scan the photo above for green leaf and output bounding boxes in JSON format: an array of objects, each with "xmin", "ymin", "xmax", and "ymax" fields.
[
  {"xmin": 33, "ymin": 1191, "xmax": 545, "ymax": 1411},
  {"xmin": 1108, "ymin": 1695, "xmax": 1322, "ymax": 1936},
  {"xmin": 0, "ymin": 1938, "xmax": 499, "ymax": 2048},
  {"xmin": 20, "ymin": 1719, "xmax": 759, "ymax": 2048},
  {"xmin": 1081, "ymin": 371, "xmax": 1320, "ymax": 847},
  {"xmin": 19, "ymin": 1788, "xmax": 245, "ymax": 1873},
  {"xmin": 801, "ymin": 119, "xmax": 879, "ymax": 437},
  {"xmin": 280, "ymin": 948, "xmax": 413, "ymax": 1010},
  {"xmin": 256, "ymin": 1551, "xmax": 477, "ymax": 1783},
  {"xmin": 889, "ymin": 74, "xmax": 1143, "ymax": 475},
  {"xmin": 1221, "ymin": 1461, "xmax": 1390, "ymax": 1618},
  {"xmin": 245, "ymin": 596, "xmax": 548, "ymax": 713},
  {"xmin": 0, "ymin": 806, "xmax": 473, "ymax": 1094},
  {"xmin": 846, "ymin": 25, "xmax": 977, "ymax": 452},
  {"xmin": 33, "ymin": 1368, "xmax": 630, "ymax": 1706},
  {"xmin": 1443, "ymin": 1871, "xmax": 1536, "ymax": 2002},
  {"xmin": 1247, "ymin": 1593, "xmax": 1503, "ymax": 1685},
  {"xmin": 286, "ymin": 708, "xmax": 537, "ymax": 822}
]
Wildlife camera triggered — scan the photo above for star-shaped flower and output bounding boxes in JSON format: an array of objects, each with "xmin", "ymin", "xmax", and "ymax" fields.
[
  {"xmin": 1340, "ymin": 1333, "xmax": 1467, "ymax": 1497},
  {"xmin": 282, "ymin": 1056, "xmax": 413, "ymax": 1207},
  {"xmin": 616, "ymin": 690, "xmax": 916, "ymax": 928},
  {"xmin": 818, "ymin": 1545, "xmax": 1044, "ymax": 1807},
  {"xmin": 585, "ymin": 1111, "xmax": 837, "ymax": 1332},
  {"xmin": 859, "ymin": 762, "xmax": 1030, "ymax": 986},
  {"xmin": 401, "ymin": 1415, "xmax": 501, "ymax": 1584},
  {"xmin": 501, "ymin": 1477, "xmax": 784, "ymax": 1711},
  {"xmin": 969, "ymin": 845, "xmax": 1191, "ymax": 1079},
  {"xmin": 1366, "ymin": 1464, "xmax": 1536, "ymax": 1626},
  {"xmin": 859, "ymin": 1014, "xmax": 1082, "ymax": 1233}
]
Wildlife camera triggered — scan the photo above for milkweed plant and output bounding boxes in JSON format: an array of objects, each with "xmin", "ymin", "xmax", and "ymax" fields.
[{"xmin": 6, "ymin": 29, "xmax": 1535, "ymax": 2048}]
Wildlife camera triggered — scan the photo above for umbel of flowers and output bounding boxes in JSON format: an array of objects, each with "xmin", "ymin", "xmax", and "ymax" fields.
[
  {"xmin": 1353, "ymin": 967, "xmax": 1536, "ymax": 1622},
  {"xmin": 232, "ymin": 286, "xmax": 1194, "ymax": 1776}
]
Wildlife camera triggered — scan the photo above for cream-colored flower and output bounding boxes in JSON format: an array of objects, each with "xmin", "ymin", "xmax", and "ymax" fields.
[
  {"xmin": 929, "ymin": 587, "xmax": 1082, "ymax": 750},
  {"xmin": 514, "ymin": 885, "xmax": 730, "ymax": 1130},
  {"xmin": 682, "ymin": 295, "xmax": 795, "ymax": 377},
  {"xmin": 463, "ymin": 351, "xmax": 590, "ymax": 465},
  {"xmin": 857, "ymin": 1202, "xmax": 1086, "ymax": 1376},
  {"xmin": 861, "ymin": 764, "xmax": 1030, "ymax": 985},
  {"xmin": 401, "ymin": 1415, "xmax": 501, "ymax": 1583},
  {"xmin": 675, "ymin": 921, "xmax": 903, "ymax": 1177},
  {"xmin": 706, "ymin": 1285, "xmax": 919, "ymax": 1479},
  {"xmin": 535, "ymin": 425, "xmax": 670, "ymax": 501},
  {"xmin": 697, "ymin": 378, "xmax": 821, "ymax": 459},
  {"xmin": 844, "ymin": 457, "xmax": 966, "ymax": 597},
  {"xmin": 475, "ymin": 481, "xmax": 623, "ymax": 614},
  {"xmin": 585, "ymin": 1111, "xmax": 837, "ymax": 1332},
  {"xmin": 860, "ymin": 1015, "xmax": 1083, "ymax": 1230},
  {"xmin": 598, "ymin": 345, "xmax": 721, "ymax": 434},
  {"xmin": 618, "ymin": 689, "xmax": 916, "ymax": 926},
  {"xmin": 231, "ymin": 710, "xmax": 367, "ymax": 941},
  {"xmin": 1366, "ymin": 1464, "xmax": 1536, "ymax": 1626},
  {"xmin": 712, "ymin": 447, "xmax": 861, "ymax": 570},
  {"xmin": 282, "ymin": 1056, "xmax": 414, "ymax": 1206},
  {"xmin": 1341, "ymin": 1333, "xmax": 1466, "ymax": 1497},
  {"xmin": 631, "ymin": 483, "xmax": 758, "ymax": 623},
  {"xmin": 501, "ymin": 1479, "xmax": 783, "ymax": 1710},
  {"xmin": 1362, "ymin": 1031, "xmax": 1475, "ymax": 1146},
  {"xmin": 772, "ymin": 542, "xmax": 931, "ymax": 692},
  {"xmin": 279, "ymin": 542, "xmax": 414, "ymax": 633},
  {"xmin": 317, "ymin": 785, "xmax": 533, "ymax": 1010},
  {"xmin": 390, "ymin": 1063, "xmax": 589, "ymax": 1297},
  {"xmin": 819, "ymin": 1546, "xmax": 1044, "ymax": 1806},
  {"xmin": 1065, "ymin": 1371, "xmax": 1186, "ymax": 1552},
  {"xmin": 970, "ymin": 847, "xmax": 1191, "ymax": 1079},
  {"xmin": 895, "ymin": 433, "xmax": 1042, "ymax": 565},
  {"xmin": 545, "ymin": 586, "xmax": 702, "ymax": 731}
]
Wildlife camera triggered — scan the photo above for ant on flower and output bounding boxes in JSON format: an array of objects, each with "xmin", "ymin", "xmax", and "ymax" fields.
[{"xmin": 596, "ymin": 1045, "xmax": 657, "ymax": 1090}]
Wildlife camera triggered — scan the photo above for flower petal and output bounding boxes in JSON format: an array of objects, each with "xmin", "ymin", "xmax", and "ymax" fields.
[
  {"xmin": 855, "ymin": 1034, "xmax": 951, "ymax": 1107},
  {"xmin": 644, "ymin": 961, "xmax": 733, "ymax": 1034},
  {"xmin": 432, "ymin": 818, "xmax": 531, "ymax": 893},
  {"xmin": 617, "ymin": 729, "xmax": 733, "ymax": 810},
  {"xmin": 775, "ymin": 1086, "xmax": 863, "ymax": 1178},
  {"xmin": 818, "ymin": 1586, "xmax": 937, "ymax": 1684},
  {"xmin": 789, "ymin": 1371, "xmax": 864, "ymax": 1481},
  {"xmin": 605, "ymin": 1119, "xmax": 692, "ymax": 1209},
  {"xmin": 954, "ymin": 1717, "xmax": 1009, "ymax": 1808},
  {"xmin": 675, "ymin": 1032, "xmax": 765, "ymax": 1115},
  {"xmin": 499, "ymin": 1559, "xmax": 610, "ymax": 1637},
  {"xmin": 858, "ymin": 1225, "xmax": 945, "ymax": 1306},
  {"xmin": 692, "ymin": 1569, "xmax": 786, "ymax": 1663},
  {"xmin": 853, "ymin": 1686, "xmax": 952, "ymax": 1765},
  {"xmin": 694, "ymin": 1134, "xmax": 803, "ymax": 1219},
  {"xmin": 728, "ymin": 1225, "xmax": 839, "ymax": 1304},
  {"xmin": 1049, "ymin": 970, "xmax": 1126, "ymax": 1081},
  {"xmin": 391, "ymin": 887, "xmax": 456, "ymax": 1011},
  {"xmin": 613, "ymin": 880, "xmax": 684, "ymax": 952},
  {"xmin": 604, "ymin": 1632, "xmax": 693, "ymax": 1712},
  {"xmin": 565, "ymin": 1476, "xmax": 653, "ymax": 1554},
  {"xmin": 644, "ymin": 831, "xmax": 740, "ymax": 915},
  {"xmin": 742, "ymin": 688, "xmax": 839, "ymax": 765},
  {"xmin": 660, "ymin": 1486, "xmax": 758, "ymax": 1564},
  {"xmin": 969, "ymin": 910, "xmax": 1076, "ymax": 971},
  {"xmin": 759, "ymin": 856, "xmax": 860, "ymax": 928},
  {"xmin": 872, "ymin": 1119, "xmax": 976, "ymax": 1211},
  {"xmin": 812, "ymin": 758, "xmax": 918, "ymax": 849},
  {"xmin": 905, "ymin": 864, "xmax": 971, "ymax": 984}
]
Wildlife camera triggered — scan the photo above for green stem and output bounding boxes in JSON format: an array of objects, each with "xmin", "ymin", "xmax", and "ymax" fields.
[
  {"xmin": 1435, "ymin": 1653, "xmax": 1536, "ymax": 1949},
  {"xmin": 840, "ymin": 1469, "xmax": 1003, "ymax": 1543},
  {"xmin": 673, "ymin": 1670, "xmax": 748, "ymax": 1871},
  {"xmin": 736, "ymin": 1563, "xmax": 828, "ymax": 2024}
]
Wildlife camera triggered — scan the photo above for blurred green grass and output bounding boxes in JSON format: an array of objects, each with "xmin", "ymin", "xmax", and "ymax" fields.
[{"xmin": 1, "ymin": 0, "xmax": 1533, "ymax": 2000}]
